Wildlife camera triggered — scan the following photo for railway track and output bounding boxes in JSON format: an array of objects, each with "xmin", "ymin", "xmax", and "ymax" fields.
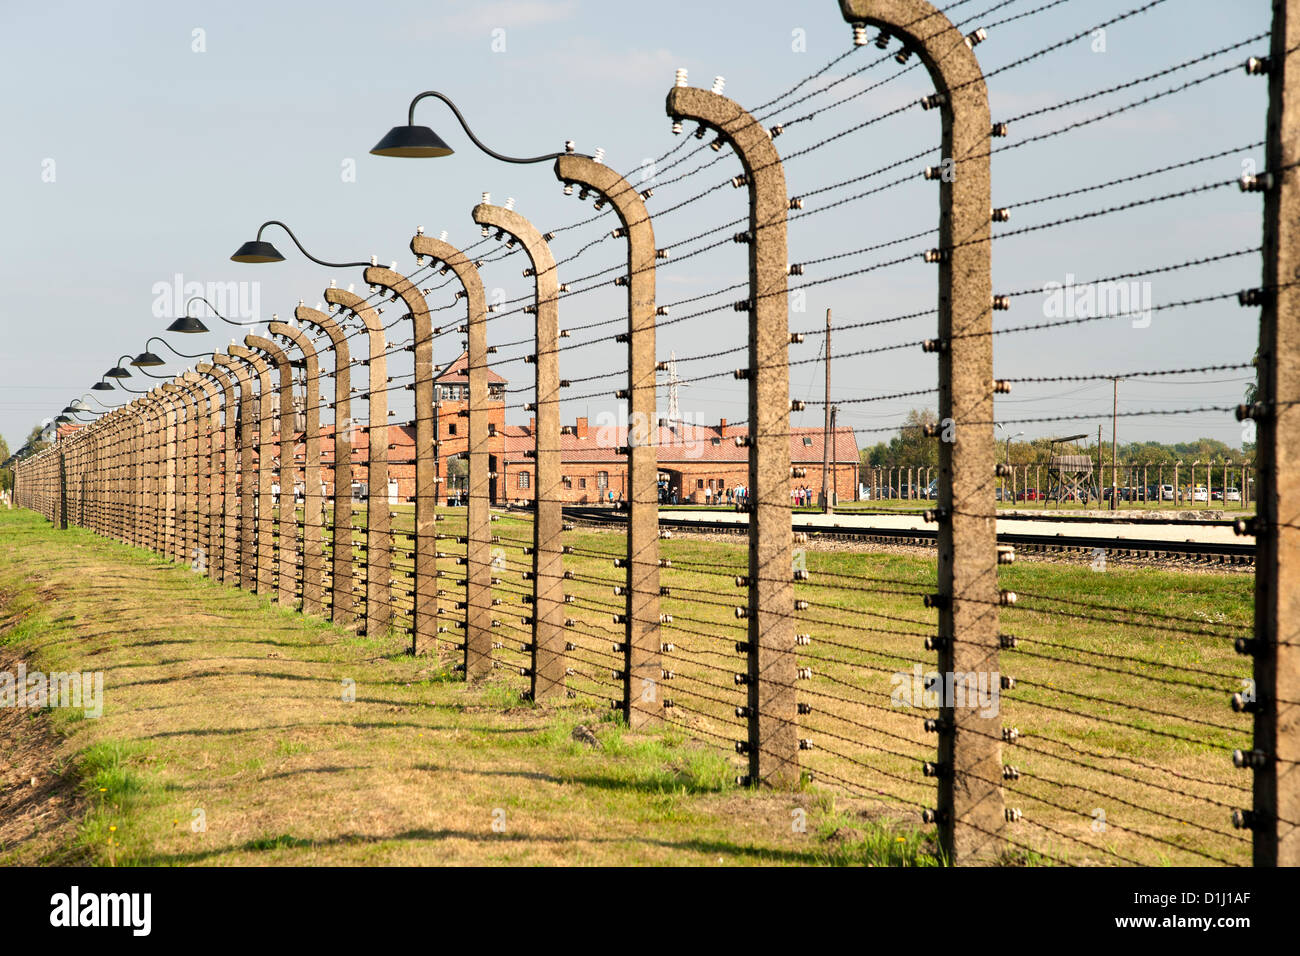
[{"xmin": 557, "ymin": 506, "xmax": 1256, "ymax": 567}]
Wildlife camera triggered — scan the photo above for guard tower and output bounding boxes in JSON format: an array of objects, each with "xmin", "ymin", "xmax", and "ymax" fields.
[{"xmin": 1044, "ymin": 433, "xmax": 1094, "ymax": 507}]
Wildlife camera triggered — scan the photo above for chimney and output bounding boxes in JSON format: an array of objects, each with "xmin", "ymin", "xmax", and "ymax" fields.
[
  {"xmin": 528, "ymin": 416, "xmax": 535, "ymax": 435},
  {"xmin": 576, "ymin": 416, "xmax": 588, "ymax": 439},
  {"xmin": 719, "ymin": 418, "xmax": 727, "ymax": 433}
]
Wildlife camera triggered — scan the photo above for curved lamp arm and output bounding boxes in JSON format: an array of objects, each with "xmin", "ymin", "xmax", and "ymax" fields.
[
  {"xmin": 406, "ymin": 91, "xmax": 576, "ymax": 164},
  {"xmin": 76, "ymin": 392, "xmax": 125, "ymax": 410},
  {"xmin": 111, "ymin": 356, "xmax": 154, "ymax": 393},
  {"xmin": 253, "ymin": 220, "xmax": 372, "ymax": 269},
  {"xmin": 146, "ymin": 335, "xmax": 210, "ymax": 361},
  {"xmin": 186, "ymin": 295, "xmax": 261, "ymax": 328}
]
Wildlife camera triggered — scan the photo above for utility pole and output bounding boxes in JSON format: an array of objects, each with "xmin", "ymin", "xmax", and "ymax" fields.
[
  {"xmin": 822, "ymin": 308, "xmax": 832, "ymax": 513},
  {"xmin": 1096, "ymin": 425, "xmax": 1102, "ymax": 508},
  {"xmin": 1110, "ymin": 377, "xmax": 1121, "ymax": 510}
]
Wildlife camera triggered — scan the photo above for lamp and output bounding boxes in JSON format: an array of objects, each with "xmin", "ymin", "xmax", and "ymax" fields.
[
  {"xmin": 231, "ymin": 220, "xmax": 371, "ymax": 268},
  {"xmin": 371, "ymin": 91, "xmax": 576, "ymax": 164}
]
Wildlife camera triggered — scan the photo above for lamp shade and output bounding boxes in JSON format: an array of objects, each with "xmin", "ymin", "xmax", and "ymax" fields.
[
  {"xmin": 167, "ymin": 315, "xmax": 209, "ymax": 333},
  {"xmin": 92, "ymin": 381, "xmax": 115, "ymax": 391},
  {"xmin": 105, "ymin": 365, "xmax": 132, "ymax": 378},
  {"xmin": 131, "ymin": 351, "xmax": 164, "ymax": 368},
  {"xmin": 231, "ymin": 240, "xmax": 285, "ymax": 263},
  {"xmin": 370, "ymin": 125, "xmax": 454, "ymax": 158},
  {"xmin": 55, "ymin": 415, "xmax": 71, "ymax": 424}
]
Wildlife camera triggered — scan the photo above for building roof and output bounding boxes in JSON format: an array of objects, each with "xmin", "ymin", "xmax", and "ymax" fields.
[
  {"xmin": 501, "ymin": 421, "xmax": 859, "ymax": 464},
  {"xmin": 434, "ymin": 351, "xmax": 507, "ymax": 385}
]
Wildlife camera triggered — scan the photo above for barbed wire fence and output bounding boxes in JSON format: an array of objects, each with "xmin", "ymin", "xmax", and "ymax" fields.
[{"xmin": 10, "ymin": 0, "xmax": 1298, "ymax": 866}]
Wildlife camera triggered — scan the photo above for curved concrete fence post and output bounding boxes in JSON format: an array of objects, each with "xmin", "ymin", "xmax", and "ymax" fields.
[
  {"xmin": 408, "ymin": 233, "xmax": 490, "ymax": 678},
  {"xmin": 197, "ymin": 363, "xmax": 233, "ymax": 582},
  {"xmin": 183, "ymin": 371, "xmax": 218, "ymax": 580},
  {"xmin": 323, "ymin": 287, "xmax": 391, "ymax": 636},
  {"xmin": 839, "ymin": 0, "xmax": 1002, "ymax": 864},
  {"xmin": 553, "ymin": 154, "xmax": 662, "ymax": 729},
  {"xmin": 173, "ymin": 376, "xmax": 199, "ymax": 568},
  {"xmin": 248, "ymin": 333, "xmax": 301, "ymax": 608},
  {"xmin": 159, "ymin": 384, "xmax": 185, "ymax": 562},
  {"xmin": 270, "ymin": 319, "xmax": 324, "ymax": 616},
  {"xmin": 471, "ymin": 202, "xmax": 565, "ymax": 701},
  {"xmin": 204, "ymin": 363, "xmax": 241, "ymax": 585},
  {"xmin": 667, "ymin": 82, "xmax": 798, "ymax": 787},
  {"xmin": 213, "ymin": 352, "xmax": 258, "ymax": 592},
  {"xmin": 180, "ymin": 369, "xmax": 208, "ymax": 572},
  {"xmin": 296, "ymin": 304, "xmax": 355, "ymax": 627},
  {"xmin": 1248, "ymin": 0, "xmax": 1300, "ymax": 866},
  {"xmin": 229, "ymin": 345, "xmax": 277, "ymax": 596},
  {"xmin": 365, "ymin": 261, "xmax": 437, "ymax": 656}
]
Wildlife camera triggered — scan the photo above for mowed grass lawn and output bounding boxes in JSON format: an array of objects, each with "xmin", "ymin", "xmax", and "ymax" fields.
[
  {"xmin": 0, "ymin": 508, "xmax": 934, "ymax": 867},
  {"xmin": 0, "ymin": 505, "xmax": 1254, "ymax": 866}
]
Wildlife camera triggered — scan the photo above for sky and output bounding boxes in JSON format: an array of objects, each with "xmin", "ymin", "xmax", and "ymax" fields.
[{"xmin": 0, "ymin": 0, "xmax": 1275, "ymax": 459}]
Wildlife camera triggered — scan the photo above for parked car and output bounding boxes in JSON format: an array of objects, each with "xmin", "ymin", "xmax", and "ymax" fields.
[
  {"xmin": 1211, "ymin": 490, "xmax": 1223, "ymax": 501},
  {"xmin": 1160, "ymin": 484, "xmax": 1175, "ymax": 500},
  {"xmin": 1193, "ymin": 485, "xmax": 1209, "ymax": 502},
  {"xmin": 1226, "ymin": 487, "xmax": 1242, "ymax": 501},
  {"xmin": 1017, "ymin": 488, "xmax": 1040, "ymax": 501}
]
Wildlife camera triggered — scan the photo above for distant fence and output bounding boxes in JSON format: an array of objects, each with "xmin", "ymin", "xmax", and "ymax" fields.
[{"xmin": 863, "ymin": 462, "xmax": 1256, "ymax": 507}]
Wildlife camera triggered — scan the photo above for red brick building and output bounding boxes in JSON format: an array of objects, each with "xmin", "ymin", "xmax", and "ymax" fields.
[{"xmin": 200, "ymin": 352, "xmax": 860, "ymax": 506}]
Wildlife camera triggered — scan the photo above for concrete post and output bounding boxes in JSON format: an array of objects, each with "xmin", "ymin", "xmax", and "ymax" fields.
[
  {"xmin": 214, "ymin": 353, "xmax": 258, "ymax": 591},
  {"xmin": 408, "ymin": 234, "xmax": 491, "ymax": 677},
  {"xmin": 364, "ymin": 262, "xmax": 438, "ymax": 654},
  {"xmin": 197, "ymin": 364, "xmax": 232, "ymax": 582},
  {"xmin": 323, "ymin": 287, "xmax": 391, "ymax": 635},
  {"xmin": 1245, "ymin": 0, "xmax": 1300, "ymax": 865},
  {"xmin": 229, "ymin": 346, "xmax": 277, "ymax": 595},
  {"xmin": 472, "ymin": 203, "xmax": 566, "ymax": 701},
  {"xmin": 181, "ymin": 373, "xmax": 216, "ymax": 574},
  {"xmin": 247, "ymin": 334, "xmax": 301, "ymax": 608},
  {"xmin": 840, "ymin": 0, "xmax": 1003, "ymax": 862},
  {"xmin": 269, "ymin": 320, "xmax": 324, "ymax": 616},
  {"xmin": 555, "ymin": 153, "xmax": 662, "ymax": 728},
  {"xmin": 172, "ymin": 378, "xmax": 198, "ymax": 567},
  {"xmin": 204, "ymin": 364, "xmax": 241, "ymax": 585},
  {"xmin": 667, "ymin": 83, "xmax": 797, "ymax": 785},
  {"xmin": 296, "ymin": 304, "xmax": 355, "ymax": 627},
  {"xmin": 159, "ymin": 386, "xmax": 182, "ymax": 561}
]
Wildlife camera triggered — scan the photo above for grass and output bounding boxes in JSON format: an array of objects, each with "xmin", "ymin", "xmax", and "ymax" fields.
[
  {"xmin": 0, "ymin": 508, "xmax": 938, "ymax": 866},
  {"xmin": 226, "ymin": 499, "xmax": 1253, "ymax": 866},
  {"xmin": 0, "ymin": 500, "xmax": 1254, "ymax": 866}
]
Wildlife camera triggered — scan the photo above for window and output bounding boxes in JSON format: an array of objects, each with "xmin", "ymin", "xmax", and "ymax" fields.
[
  {"xmin": 802, "ymin": 437, "xmax": 814, "ymax": 446},
  {"xmin": 518, "ymin": 471, "xmax": 530, "ymax": 490},
  {"xmin": 448, "ymin": 423, "xmax": 457, "ymax": 435},
  {"xmin": 579, "ymin": 478, "xmax": 587, "ymax": 489},
  {"xmin": 712, "ymin": 437, "xmax": 721, "ymax": 446},
  {"xmin": 696, "ymin": 478, "xmax": 704, "ymax": 489},
  {"xmin": 562, "ymin": 476, "xmax": 572, "ymax": 489}
]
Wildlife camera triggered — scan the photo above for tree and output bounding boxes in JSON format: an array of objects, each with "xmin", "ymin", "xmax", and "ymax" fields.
[
  {"xmin": 25, "ymin": 423, "xmax": 51, "ymax": 453},
  {"xmin": 0, "ymin": 434, "xmax": 10, "ymax": 494}
]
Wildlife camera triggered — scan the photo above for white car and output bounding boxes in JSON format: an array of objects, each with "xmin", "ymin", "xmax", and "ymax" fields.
[
  {"xmin": 1160, "ymin": 484, "xmax": 1175, "ymax": 500},
  {"xmin": 1193, "ymin": 486, "xmax": 1209, "ymax": 502},
  {"xmin": 1225, "ymin": 487, "xmax": 1241, "ymax": 501}
]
